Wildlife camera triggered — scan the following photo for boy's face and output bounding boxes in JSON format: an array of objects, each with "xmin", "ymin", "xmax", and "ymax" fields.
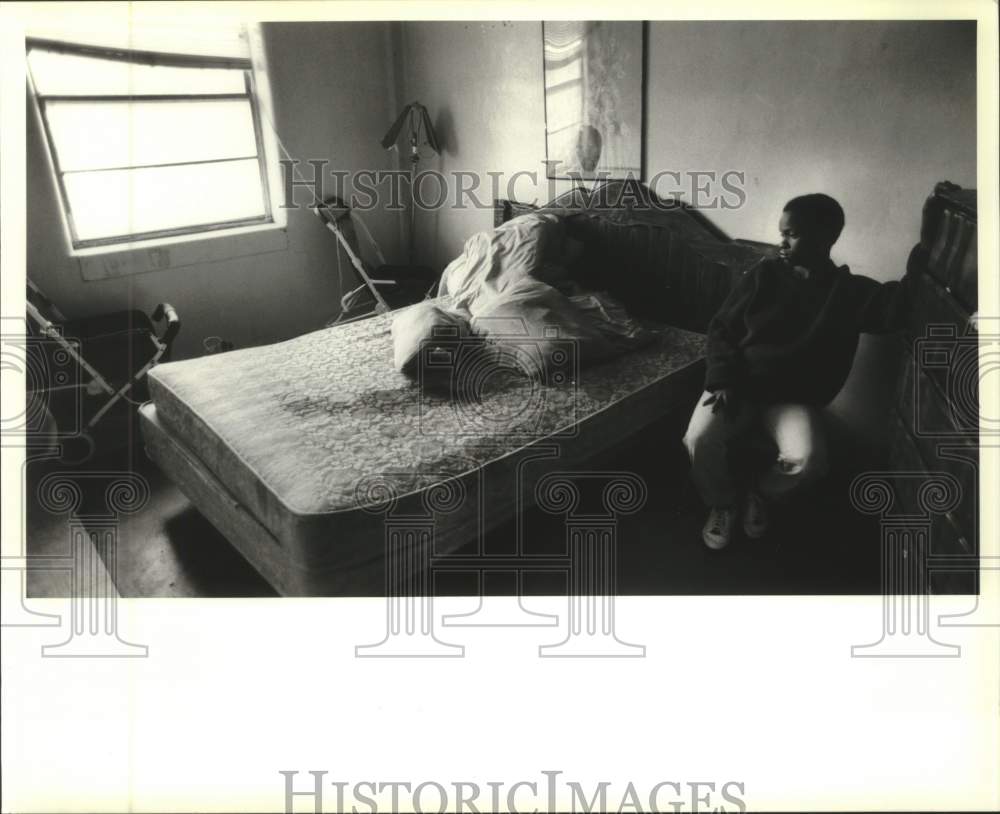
[{"xmin": 778, "ymin": 210, "xmax": 831, "ymax": 267}]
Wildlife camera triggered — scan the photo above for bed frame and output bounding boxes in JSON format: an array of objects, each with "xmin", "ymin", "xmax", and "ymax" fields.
[{"xmin": 141, "ymin": 180, "xmax": 768, "ymax": 596}]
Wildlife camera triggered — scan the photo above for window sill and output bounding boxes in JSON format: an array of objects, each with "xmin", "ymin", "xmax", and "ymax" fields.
[{"xmin": 74, "ymin": 221, "xmax": 289, "ymax": 281}]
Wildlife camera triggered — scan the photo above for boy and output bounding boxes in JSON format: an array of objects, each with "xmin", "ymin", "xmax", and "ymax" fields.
[{"xmin": 683, "ymin": 193, "xmax": 925, "ymax": 549}]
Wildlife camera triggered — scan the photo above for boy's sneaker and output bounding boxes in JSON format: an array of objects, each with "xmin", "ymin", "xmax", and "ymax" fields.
[
  {"xmin": 742, "ymin": 490, "xmax": 769, "ymax": 539},
  {"xmin": 702, "ymin": 507, "xmax": 735, "ymax": 550}
]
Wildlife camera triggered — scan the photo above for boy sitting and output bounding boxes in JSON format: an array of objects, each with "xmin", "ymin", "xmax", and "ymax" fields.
[{"xmin": 683, "ymin": 193, "xmax": 925, "ymax": 549}]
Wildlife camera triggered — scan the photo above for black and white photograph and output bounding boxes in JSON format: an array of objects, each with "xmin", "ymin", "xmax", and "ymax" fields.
[{"xmin": 2, "ymin": 1, "xmax": 997, "ymax": 812}]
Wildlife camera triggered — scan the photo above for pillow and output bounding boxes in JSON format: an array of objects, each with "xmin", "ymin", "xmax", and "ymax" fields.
[{"xmin": 390, "ymin": 300, "xmax": 471, "ymax": 375}]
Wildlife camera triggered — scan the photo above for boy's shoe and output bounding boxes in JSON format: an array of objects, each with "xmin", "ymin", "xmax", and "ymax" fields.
[
  {"xmin": 702, "ymin": 507, "xmax": 735, "ymax": 550},
  {"xmin": 742, "ymin": 489, "xmax": 769, "ymax": 539}
]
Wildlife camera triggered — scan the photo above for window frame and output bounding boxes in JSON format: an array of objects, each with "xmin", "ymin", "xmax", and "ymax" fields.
[{"xmin": 26, "ymin": 36, "xmax": 275, "ymax": 250}]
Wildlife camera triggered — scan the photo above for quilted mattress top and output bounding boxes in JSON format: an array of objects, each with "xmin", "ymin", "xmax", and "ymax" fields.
[{"xmin": 147, "ymin": 301, "xmax": 705, "ymax": 519}]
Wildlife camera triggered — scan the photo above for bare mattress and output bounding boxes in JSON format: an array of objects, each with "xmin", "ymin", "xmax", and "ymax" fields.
[{"xmin": 141, "ymin": 299, "xmax": 705, "ymax": 595}]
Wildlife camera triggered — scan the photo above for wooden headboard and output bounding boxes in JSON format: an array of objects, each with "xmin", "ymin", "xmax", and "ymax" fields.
[
  {"xmin": 493, "ymin": 197, "xmax": 540, "ymax": 229},
  {"xmin": 493, "ymin": 178, "xmax": 730, "ymax": 240},
  {"xmin": 492, "ymin": 179, "xmax": 767, "ymax": 333}
]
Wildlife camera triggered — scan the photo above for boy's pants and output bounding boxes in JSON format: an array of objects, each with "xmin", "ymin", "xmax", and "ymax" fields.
[{"xmin": 682, "ymin": 391, "xmax": 829, "ymax": 509}]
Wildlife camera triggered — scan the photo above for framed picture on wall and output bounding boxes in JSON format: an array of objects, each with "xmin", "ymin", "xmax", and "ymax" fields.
[{"xmin": 542, "ymin": 20, "xmax": 644, "ymax": 180}]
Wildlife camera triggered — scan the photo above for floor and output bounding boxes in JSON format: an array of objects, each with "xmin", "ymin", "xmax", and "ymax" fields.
[{"xmin": 24, "ymin": 413, "xmax": 886, "ymax": 598}]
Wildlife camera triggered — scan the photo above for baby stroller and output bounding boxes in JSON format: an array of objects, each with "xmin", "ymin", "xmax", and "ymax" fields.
[{"xmin": 25, "ymin": 279, "xmax": 180, "ymax": 463}]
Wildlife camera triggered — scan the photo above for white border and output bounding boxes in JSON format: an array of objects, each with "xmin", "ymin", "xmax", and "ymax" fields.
[{"xmin": 2, "ymin": 2, "xmax": 997, "ymax": 813}]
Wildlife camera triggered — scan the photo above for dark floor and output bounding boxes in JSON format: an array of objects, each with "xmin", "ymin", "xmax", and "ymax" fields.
[{"xmin": 24, "ymin": 413, "xmax": 887, "ymax": 598}]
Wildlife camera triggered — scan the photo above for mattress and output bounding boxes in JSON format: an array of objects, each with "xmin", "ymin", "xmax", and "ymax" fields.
[{"xmin": 144, "ymin": 300, "xmax": 706, "ymax": 593}]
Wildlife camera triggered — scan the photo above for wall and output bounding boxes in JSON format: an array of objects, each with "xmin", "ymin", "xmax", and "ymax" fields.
[
  {"xmin": 25, "ymin": 20, "xmax": 978, "ymax": 443},
  {"xmin": 27, "ymin": 22, "xmax": 402, "ymax": 360},
  {"xmin": 399, "ymin": 19, "xmax": 977, "ymax": 445},
  {"xmin": 398, "ymin": 21, "xmax": 550, "ymax": 274}
]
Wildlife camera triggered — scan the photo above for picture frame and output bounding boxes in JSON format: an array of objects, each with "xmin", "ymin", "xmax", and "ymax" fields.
[{"xmin": 542, "ymin": 20, "xmax": 645, "ymax": 180}]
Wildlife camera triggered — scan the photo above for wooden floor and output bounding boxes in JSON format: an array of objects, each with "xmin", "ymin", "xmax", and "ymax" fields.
[{"xmin": 23, "ymin": 414, "xmax": 890, "ymax": 598}]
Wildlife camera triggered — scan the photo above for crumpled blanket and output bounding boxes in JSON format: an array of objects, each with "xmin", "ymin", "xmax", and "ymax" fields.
[
  {"xmin": 391, "ymin": 213, "xmax": 657, "ymax": 380},
  {"xmin": 438, "ymin": 213, "xmax": 571, "ymax": 310}
]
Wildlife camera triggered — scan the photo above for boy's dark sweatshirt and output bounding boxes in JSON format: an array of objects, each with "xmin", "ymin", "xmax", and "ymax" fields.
[{"xmin": 705, "ymin": 245, "xmax": 927, "ymax": 406}]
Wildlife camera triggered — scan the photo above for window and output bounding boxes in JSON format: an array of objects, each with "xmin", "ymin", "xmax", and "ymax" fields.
[{"xmin": 27, "ymin": 32, "xmax": 275, "ymax": 250}]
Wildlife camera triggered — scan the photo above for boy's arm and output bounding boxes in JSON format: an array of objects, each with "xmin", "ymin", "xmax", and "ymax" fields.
[
  {"xmin": 704, "ymin": 264, "xmax": 760, "ymax": 391},
  {"xmin": 853, "ymin": 243, "xmax": 929, "ymax": 334}
]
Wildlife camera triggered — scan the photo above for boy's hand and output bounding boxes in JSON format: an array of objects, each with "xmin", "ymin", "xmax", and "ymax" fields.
[{"xmin": 702, "ymin": 388, "xmax": 738, "ymax": 416}]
